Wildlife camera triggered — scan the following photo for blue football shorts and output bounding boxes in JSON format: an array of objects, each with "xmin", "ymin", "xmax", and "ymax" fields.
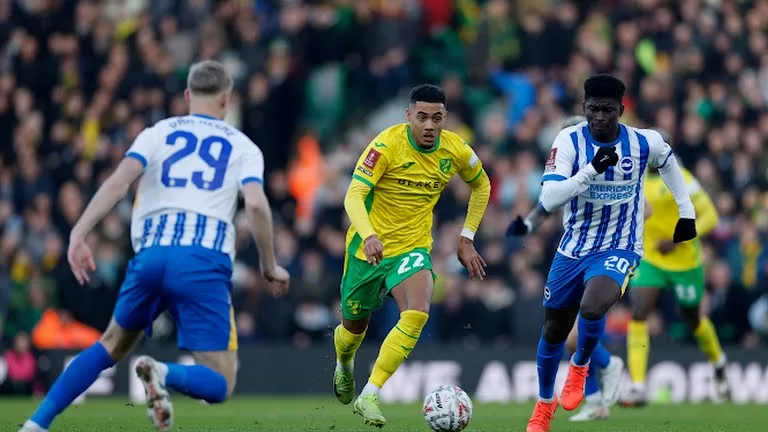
[
  {"xmin": 543, "ymin": 249, "xmax": 640, "ymax": 309},
  {"xmin": 113, "ymin": 245, "xmax": 237, "ymax": 351}
]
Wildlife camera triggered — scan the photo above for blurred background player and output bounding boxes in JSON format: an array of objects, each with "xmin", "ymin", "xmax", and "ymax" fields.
[
  {"xmin": 522, "ymin": 74, "xmax": 698, "ymax": 432},
  {"xmin": 19, "ymin": 61, "xmax": 289, "ymax": 432},
  {"xmin": 332, "ymin": 84, "xmax": 491, "ymax": 427},
  {"xmin": 622, "ymin": 130, "xmax": 730, "ymax": 407}
]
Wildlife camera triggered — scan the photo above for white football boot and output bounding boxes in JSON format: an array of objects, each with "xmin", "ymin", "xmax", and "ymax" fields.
[
  {"xmin": 18, "ymin": 421, "xmax": 47, "ymax": 432},
  {"xmin": 600, "ymin": 356, "xmax": 625, "ymax": 407},
  {"xmin": 569, "ymin": 394, "xmax": 609, "ymax": 422},
  {"xmin": 135, "ymin": 356, "xmax": 174, "ymax": 431}
]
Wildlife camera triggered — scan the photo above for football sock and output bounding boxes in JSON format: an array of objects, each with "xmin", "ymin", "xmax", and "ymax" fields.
[
  {"xmin": 30, "ymin": 342, "xmax": 115, "ymax": 429},
  {"xmin": 164, "ymin": 363, "xmax": 228, "ymax": 403},
  {"xmin": 361, "ymin": 382, "xmax": 380, "ymax": 396},
  {"xmin": 536, "ymin": 335, "xmax": 564, "ymax": 401},
  {"xmin": 591, "ymin": 342, "xmax": 611, "ymax": 369},
  {"xmin": 585, "ymin": 364, "xmax": 601, "ymax": 397},
  {"xmin": 693, "ymin": 317, "xmax": 725, "ymax": 365},
  {"xmin": 572, "ymin": 313, "xmax": 605, "ymax": 366},
  {"xmin": 627, "ymin": 319, "xmax": 650, "ymax": 384},
  {"xmin": 368, "ymin": 310, "xmax": 428, "ymax": 389},
  {"xmin": 334, "ymin": 324, "xmax": 366, "ymax": 373}
]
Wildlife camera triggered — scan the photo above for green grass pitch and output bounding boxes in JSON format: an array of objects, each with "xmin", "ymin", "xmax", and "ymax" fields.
[{"xmin": 1, "ymin": 397, "xmax": 766, "ymax": 431}]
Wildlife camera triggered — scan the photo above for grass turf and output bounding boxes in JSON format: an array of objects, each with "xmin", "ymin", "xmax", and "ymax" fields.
[{"xmin": 1, "ymin": 397, "xmax": 765, "ymax": 431}]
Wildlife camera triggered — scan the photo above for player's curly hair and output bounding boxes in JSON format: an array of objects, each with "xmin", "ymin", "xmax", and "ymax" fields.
[
  {"xmin": 410, "ymin": 84, "xmax": 446, "ymax": 106},
  {"xmin": 584, "ymin": 74, "xmax": 626, "ymax": 103}
]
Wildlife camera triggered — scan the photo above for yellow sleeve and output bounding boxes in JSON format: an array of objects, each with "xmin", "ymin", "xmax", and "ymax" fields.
[
  {"xmin": 457, "ymin": 141, "xmax": 484, "ymax": 184},
  {"xmin": 343, "ymin": 141, "xmax": 390, "ymax": 240},
  {"xmin": 691, "ymin": 187, "xmax": 718, "ymax": 236},
  {"xmin": 457, "ymin": 142, "xmax": 490, "ymax": 234}
]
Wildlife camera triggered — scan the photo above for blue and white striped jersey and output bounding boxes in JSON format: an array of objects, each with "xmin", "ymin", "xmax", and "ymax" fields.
[
  {"xmin": 541, "ymin": 122, "xmax": 672, "ymax": 258},
  {"xmin": 125, "ymin": 114, "xmax": 264, "ymax": 260}
]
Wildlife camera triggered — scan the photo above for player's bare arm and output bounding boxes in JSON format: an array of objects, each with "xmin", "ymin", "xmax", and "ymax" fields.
[
  {"xmin": 68, "ymin": 156, "xmax": 145, "ymax": 285},
  {"xmin": 242, "ymin": 181, "xmax": 289, "ymax": 294}
]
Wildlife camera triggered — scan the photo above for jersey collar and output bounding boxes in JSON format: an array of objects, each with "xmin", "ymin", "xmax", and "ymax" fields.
[
  {"xmin": 191, "ymin": 113, "xmax": 220, "ymax": 120},
  {"xmin": 582, "ymin": 123, "xmax": 627, "ymax": 147}
]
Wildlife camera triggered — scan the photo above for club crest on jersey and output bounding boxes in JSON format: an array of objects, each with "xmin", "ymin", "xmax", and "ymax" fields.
[
  {"xmin": 619, "ymin": 156, "xmax": 634, "ymax": 174},
  {"xmin": 439, "ymin": 158, "xmax": 452, "ymax": 173},
  {"xmin": 364, "ymin": 148, "xmax": 382, "ymax": 168}
]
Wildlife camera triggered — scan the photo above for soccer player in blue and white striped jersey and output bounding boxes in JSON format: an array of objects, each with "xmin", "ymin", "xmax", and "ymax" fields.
[
  {"xmin": 524, "ymin": 74, "xmax": 698, "ymax": 432},
  {"xmin": 20, "ymin": 60, "xmax": 289, "ymax": 432}
]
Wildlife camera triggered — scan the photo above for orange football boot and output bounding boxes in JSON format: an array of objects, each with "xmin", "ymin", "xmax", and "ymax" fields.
[
  {"xmin": 560, "ymin": 360, "xmax": 590, "ymax": 410},
  {"xmin": 526, "ymin": 395, "xmax": 558, "ymax": 432}
]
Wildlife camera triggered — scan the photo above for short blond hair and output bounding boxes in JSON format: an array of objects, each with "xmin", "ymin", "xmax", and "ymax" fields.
[{"xmin": 187, "ymin": 60, "xmax": 233, "ymax": 96}]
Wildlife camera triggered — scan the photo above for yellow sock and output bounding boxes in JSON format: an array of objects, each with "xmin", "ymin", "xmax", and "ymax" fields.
[
  {"xmin": 627, "ymin": 320, "xmax": 650, "ymax": 385},
  {"xmin": 334, "ymin": 324, "xmax": 366, "ymax": 370},
  {"xmin": 369, "ymin": 310, "xmax": 429, "ymax": 388},
  {"xmin": 693, "ymin": 317, "xmax": 725, "ymax": 364}
]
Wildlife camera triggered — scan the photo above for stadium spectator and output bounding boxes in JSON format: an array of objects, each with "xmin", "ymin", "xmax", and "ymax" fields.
[{"xmin": 0, "ymin": 331, "xmax": 36, "ymax": 395}]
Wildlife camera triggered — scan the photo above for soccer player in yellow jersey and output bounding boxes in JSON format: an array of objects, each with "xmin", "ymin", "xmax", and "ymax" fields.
[
  {"xmin": 332, "ymin": 84, "xmax": 491, "ymax": 427},
  {"xmin": 622, "ymin": 144, "xmax": 730, "ymax": 406}
]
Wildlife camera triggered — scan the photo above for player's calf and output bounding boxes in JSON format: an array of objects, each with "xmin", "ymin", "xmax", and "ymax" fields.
[
  {"xmin": 155, "ymin": 351, "xmax": 234, "ymax": 406},
  {"xmin": 682, "ymin": 307, "xmax": 730, "ymax": 401}
]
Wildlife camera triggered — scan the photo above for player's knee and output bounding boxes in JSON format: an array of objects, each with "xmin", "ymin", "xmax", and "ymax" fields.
[
  {"xmin": 631, "ymin": 303, "xmax": 651, "ymax": 321},
  {"xmin": 209, "ymin": 376, "xmax": 235, "ymax": 403},
  {"xmin": 407, "ymin": 303, "xmax": 430, "ymax": 314},
  {"xmin": 580, "ymin": 294, "xmax": 613, "ymax": 320},
  {"xmin": 542, "ymin": 319, "xmax": 570, "ymax": 344},
  {"xmin": 343, "ymin": 318, "xmax": 369, "ymax": 335},
  {"xmin": 201, "ymin": 370, "xmax": 234, "ymax": 404},
  {"xmin": 99, "ymin": 319, "xmax": 141, "ymax": 361},
  {"xmin": 226, "ymin": 378, "xmax": 237, "ymax": 399},
  {"xmin": 680, "ymin": 307, "xmax": 700, "ymax": 329},
  {"xmin": 579, "ymin": 308, "xmax": 604, "ymax": 322},
  {"xmin": 193, "ymin": 351, "xmax": 237, "ymax": 403}
]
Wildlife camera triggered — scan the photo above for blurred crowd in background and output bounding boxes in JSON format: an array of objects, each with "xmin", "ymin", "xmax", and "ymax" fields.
[{"xmin": 3, "ymin": 0, "xmax": 768, "ymax": 389}]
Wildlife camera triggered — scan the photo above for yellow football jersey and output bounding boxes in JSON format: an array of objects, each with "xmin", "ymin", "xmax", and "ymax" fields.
[
  {"xmin": 345, "ymin": 123, "xmax": 484, "ymax": 260},
  {"xmin": 643, "ymin": 168, "xmax": 718, "ymax": 271}
]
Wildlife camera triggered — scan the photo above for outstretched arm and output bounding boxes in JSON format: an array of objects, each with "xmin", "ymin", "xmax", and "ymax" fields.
[{"xmin": 70, "ymin": 157, "xmax": 144, "ymax": 240}]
